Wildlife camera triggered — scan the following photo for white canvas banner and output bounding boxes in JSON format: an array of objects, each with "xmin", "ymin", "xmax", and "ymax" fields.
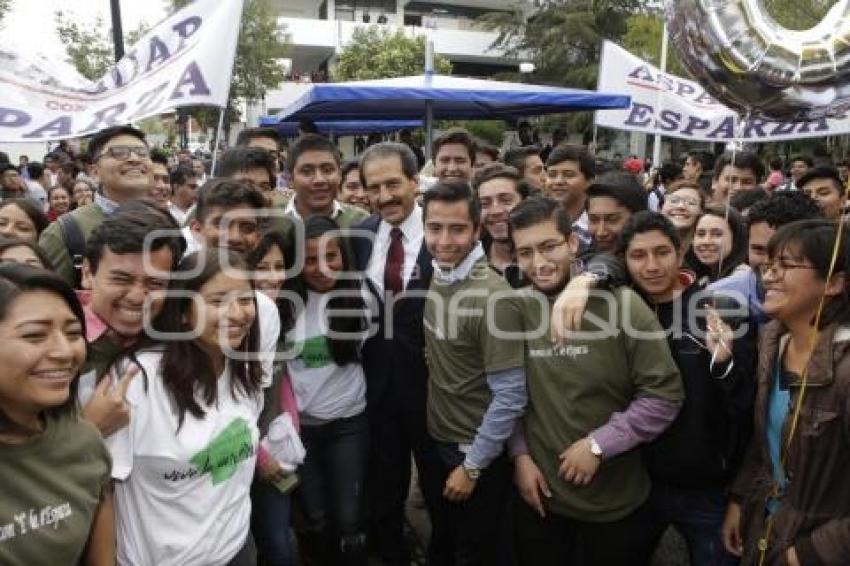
[
  {"xmin": 0, "ymin": 0, "xmax": 244, "ymax": 142},
  {"xmin": 595, "ymin": 41, "xmax": 850, "ymax": 143}
]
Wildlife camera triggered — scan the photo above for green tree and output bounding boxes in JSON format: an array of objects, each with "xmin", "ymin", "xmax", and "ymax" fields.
[
  {"xmin": 54, "ymin": 12, "xmax": 150, "ymax": 80},
  {"xmin": 168, "ymin": 0, "xmax": 288, "ymax": 136},
  {"xmin": 334, "ymin": 26, "xmax": 452, "ymax": 81},
  {"xmin": 0, "ymin": 0, "xmax": 11, "ymax": 28},
  {"xmin": 479, "ymin": 0, "xmax": 648, "ymax": 135},
  {"xmin": 621, "ymin": 13, "xmax": 688, "ymax": 78},
  {"xmin": 763, "ymin": 0, "xmax": 834, "ymax": 30}
]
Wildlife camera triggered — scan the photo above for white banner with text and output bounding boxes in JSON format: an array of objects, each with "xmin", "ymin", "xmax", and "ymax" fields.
[
  {"xmin": 595, "ymin": 41, "xmax": 850, "ymax": 143},
  {"xmin": 0, "ymin": 0, "xmax": 244, "ymax": 142}
]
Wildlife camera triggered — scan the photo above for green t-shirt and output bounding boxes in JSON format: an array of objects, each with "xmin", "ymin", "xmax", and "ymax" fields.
[
  {"xmin": 521, "ymin": 286, "xmax": 683, "ymax": 522},
  {"xmin": 0, "ymin": 412, "xmax": 111, "ymax": 566},
  {"xmin": 424, "ymin": 258, "xmax": 525, "ymax": 444}
]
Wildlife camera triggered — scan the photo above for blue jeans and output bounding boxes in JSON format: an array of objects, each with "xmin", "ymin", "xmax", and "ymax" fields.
[
  {"xmin": 297, "ymin": 412, "xmax": 369, "ymax": 566},
  {"xmin": 250, "ymin": 479, "xmax": 294, "ymax": 566},
  {"xmin": 646, "ymin": 482, "xmax": 739, "ymax": 566}
]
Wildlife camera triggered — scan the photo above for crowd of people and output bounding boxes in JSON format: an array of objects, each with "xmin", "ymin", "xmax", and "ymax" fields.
[{"xmin": 0, "ymin": 123, "xmax": 848, "ymax": 566}]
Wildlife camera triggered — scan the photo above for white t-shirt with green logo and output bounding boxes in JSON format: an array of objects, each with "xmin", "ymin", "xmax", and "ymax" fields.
[
  {"xmin": 286, "ymin": 290, "xmax": 366, "ymax": 421},
  {"xmin": 106, "ymin": 350, "xmax": 262, "ymax": 566}
]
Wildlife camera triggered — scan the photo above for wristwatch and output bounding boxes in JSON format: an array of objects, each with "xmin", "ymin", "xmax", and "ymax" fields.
[
  {"xmin": 588, "ymin": 436, "xmax": 603, "ymax": 459},
  {"xmin": 462, "ymin": 462, "xmax": 481, "ymax": 481}
]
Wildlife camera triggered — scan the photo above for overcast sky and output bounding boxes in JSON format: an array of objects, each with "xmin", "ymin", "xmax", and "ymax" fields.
[{"xmin": 3, "ymin": 0, "xmax": 168, "ymax": 61}]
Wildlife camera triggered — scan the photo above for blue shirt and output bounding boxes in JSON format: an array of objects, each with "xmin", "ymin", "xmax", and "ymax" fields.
[{"xmin": 766, "ymin": 357, "xmax": 791, "ymax": 514}]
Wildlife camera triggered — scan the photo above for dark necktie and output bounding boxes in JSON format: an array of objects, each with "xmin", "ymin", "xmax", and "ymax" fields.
[{"xmin": 384, "ymin": 227, "xmax": 404, "ymax": 294}]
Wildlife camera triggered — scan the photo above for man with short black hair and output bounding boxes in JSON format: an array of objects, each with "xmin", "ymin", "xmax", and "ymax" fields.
[
  {"xmin": 585, "ymin": 172, "xmax": 648, "ymax": 253},
  {"xmin": 503, "ymin": 146, "xmax": 547, "ymax": 193},
  {"xmin": 148, "ymin": 150, "xmax": 171, "ymax": 211},
  {"xmin": 784, "ymin": 154, "xmax": 814, "ymax": 191},
  {"xmin": 185, "ymin": 178, "xmax": 267, "ymax": 255},
  {"xmin": 473, "ymin": 141, "xmax": 500, "ymax": 173},
  {"xmin": 508, "ymin": 197, "xmax": 682, "ymax": 566},
  {"xmin": 682, "ymin": 150, "xmax": 713, "ymax": 183},
  {"xmin": 797, "ymin": 166, "xmax": 846, "ymax": 220},
  {"xmin": 168, "ymin": 165, "xmax": 199, "ymax": 225},
  {"xmin": 544, "ymin": 145, "xmax": 595, "ymax": 249},
  {"xmin": 40, "ymin": 125, "xmax": 153, "ymax": 285},
  {"xmin": 284, "ymin": 134, "xmax": 368, "ymax": 228},
  {"xmin": 619, "ymin": 211, "xmax": 752, "ymax": 566},
  {"xmin": 432, "ymin": 128, "xmax": 475, "ymax": 183},
  {"xmin": 711, "ymin": 152, "xmax": 764, "ymax": 204},
  {"xmin": 0, "ymin": 163, "xmax": 25, "ymax": 199},
  {"xmin": 76, "ymin": 202, "xmax": 185, "ymax": 435},
  {"xmin": 710, "ymin": 191, "xmax": 823, "ymax": 329},
  {"xmin": 422, "ymin": 180, "xmax": 527, "ymax": 565}
]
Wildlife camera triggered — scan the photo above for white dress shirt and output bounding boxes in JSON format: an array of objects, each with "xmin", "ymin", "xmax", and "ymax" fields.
[{"xmin": 365, "ymin": 206, "xmax": 424, "ymax": 294}]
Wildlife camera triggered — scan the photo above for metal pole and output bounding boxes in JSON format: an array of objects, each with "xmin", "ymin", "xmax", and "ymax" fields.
[
  {"xmin": 652, "ymin": 22, "xmax": 669, "ymax": 168},
  {"xmin": 110, "ymin": 0, "xmax": 125, "ymax": 62},
  {"xmin": 210, "ymin": 108, "xmax": 226, "ymax": 175},
  {"xmin": 425, "ymin": 40, "xmax": 434, "ymax": 162}
]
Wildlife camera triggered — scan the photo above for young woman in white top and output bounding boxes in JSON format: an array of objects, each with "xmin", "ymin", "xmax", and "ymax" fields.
[
  {"xmin": 107, "ymin": 250, "xmax": 265, "ymax": 566},
  {"xmin": 286, "ymin": 216, "xmax": 369, "ymax": 566}
]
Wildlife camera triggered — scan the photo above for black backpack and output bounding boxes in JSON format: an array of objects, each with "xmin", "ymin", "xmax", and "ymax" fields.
[{"xmin": 57, "ymin": 214, "xmax": 86, "ymax": 289}]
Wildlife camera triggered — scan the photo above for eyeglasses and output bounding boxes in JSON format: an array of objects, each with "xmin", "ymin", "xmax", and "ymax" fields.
[
  {"xmin": 758, "ymin": 259, "xmax": 818, "ymax": 280},
  {"xmin": 516, "ymin": 239, "xmax": 569, "ymax": 262},
  {"xmin": 666, "ymin": 194, "xmax": 701, "ymax": 207},
  {"xmin": 96, "ymin": 145, "xmax": 150, "ymax": 161}
]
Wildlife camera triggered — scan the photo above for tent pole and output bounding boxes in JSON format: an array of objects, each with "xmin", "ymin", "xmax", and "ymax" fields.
[{"xmin": 425, "ymin": 40, "xmax": 435, "ymax": 163}]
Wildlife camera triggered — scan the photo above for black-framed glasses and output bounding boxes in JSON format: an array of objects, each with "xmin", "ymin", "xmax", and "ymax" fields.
[
  {"xmin": 96, "ymin": 145, "xmax": 150, "ymax": 161},
  {"xmin": 758, "ymin": 259, "xmax": 818, "ymax": 280}
]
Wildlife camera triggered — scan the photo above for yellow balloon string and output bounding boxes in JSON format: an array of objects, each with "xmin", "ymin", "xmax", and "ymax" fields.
[{"xmin": 757, "ymin": 179, "xmax": 849, "ymax": 565}]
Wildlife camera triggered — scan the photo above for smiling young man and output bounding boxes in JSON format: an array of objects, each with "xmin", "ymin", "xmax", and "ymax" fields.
[
  {"xmin": 421, "ymin": 181, "xmax": 527, "ymax": 564},
  {"xmin": 185, "ymin": 179, "xmax": 267, "ymax": 256},
  {"xmin": 710, "ymin": 152, "xmax": 764, "ymax": 204},
  {"xmin": 503, "ymin": 145, "xmax": 547, "ymax": 193},
  {"xmin": 167, "ymin": 164, "xmax": 199, "ymax": 226},
  {"xmin": 76, "ymin": 203, "xmax": 185, "ymax": 435},
  {"xmin": 432, "ymin": 128, "xmax": 476, "ymax": 183},
  {"xmin": 508, "ymin": 197, "xmax": 683, "ymax": 566},
  {"xmin": 620, "ymin": 211, "xmax": 754, "ymax": 566},
  {"xmin": 352, "ymin": 142, "xmax": 449, "ymax": 565},
  {"xmin": 472, "ymin": 162, "xmax": 529, "ymax": 285},
  {"xmin": 797, "ymin": 166, "xmax": 847, "ymax": 221},
  {"xmin": 284, "ymin": 134, "xmax": 368, "ymax": 229},
  {"xmin": 40, "ymin": 125, "xmax": 154, "ymax": 286},
  {"xmin": 544, "ymin": 145, "xmax": 595, "ymax": 250}
]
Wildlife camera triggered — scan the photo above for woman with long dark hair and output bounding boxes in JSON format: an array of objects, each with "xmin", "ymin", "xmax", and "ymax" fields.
[
  {"xmin": 0, "ymin": 199, "xmax": 48, "ymax": 243},
  {"xmin": 287, "ymin": 216, "xmax": 369, "ymax": 566},
  {"xmin": 687, "ymin": 205, "xmax": 748, "ymax": 287},
  {"xmin": 246, "ymin": 230, "xmax": 301, "ymax": 566},
  {"xmin": 0, "ymin": 264, "xmax": 113, "ymax": 565},
  {"xmin": 107, "ymin": 250, "xmax": 264, "ymax": 566},
  {"xmin": 722, "ymin": 220, "xmax": 850, "ymax": 565}
]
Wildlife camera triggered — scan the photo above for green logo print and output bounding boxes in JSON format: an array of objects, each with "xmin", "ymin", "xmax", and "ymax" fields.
[
  {"xmin": 295, "ymin": 335, "xmax": 333, "ymax": 369},
  {"xmin": 190, "ymin": 417, "xmax": 254, "ymax": 485}
]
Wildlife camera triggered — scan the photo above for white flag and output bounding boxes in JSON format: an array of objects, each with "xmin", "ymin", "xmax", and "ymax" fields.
[
  {"xmin": 0, "ymin": 0, "xmax": 244, "ymax": 142},
  {"xmin": 595, "ymin": 41, "xmax": 850, "ymax": 143}
]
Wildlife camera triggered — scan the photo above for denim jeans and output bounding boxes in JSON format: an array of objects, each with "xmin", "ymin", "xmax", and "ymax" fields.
[
  {"xmin": 250, "ymin": 478, "xmax": 294, "ymax": 566},
  {"xmin": 297, "ymin": 412, "xmax": 369, "ymax": 566},
  {"xmin": 646, "ymin": 482, "xmax": 740, "ymax": 566}
]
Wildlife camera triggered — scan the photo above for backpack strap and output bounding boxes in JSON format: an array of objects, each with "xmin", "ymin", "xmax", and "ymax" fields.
[{"xmin": 58, "ymin": 214, "xmax": 86, "ymax": 288}]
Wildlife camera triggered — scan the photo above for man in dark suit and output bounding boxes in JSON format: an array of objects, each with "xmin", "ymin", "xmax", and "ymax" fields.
[{"xmin": 352, "ymin": 142, "xmax": 448, "ymax": 565}]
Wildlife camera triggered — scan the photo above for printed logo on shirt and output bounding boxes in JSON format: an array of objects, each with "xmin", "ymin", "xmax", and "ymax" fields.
[
  {"xmin": 160, "ymin": 418, "xmax": 254, "ymax": 485},
  {"xmin": 291, "ymin": 335, "xmax": 333, "ymax": 369},
  {"xmin": 528, "ymin": 344, "xmax": 589, "ymax": 359},
  {"xmin": 0, "ymin": 502, "xmax": 73, "ymax": 544}
]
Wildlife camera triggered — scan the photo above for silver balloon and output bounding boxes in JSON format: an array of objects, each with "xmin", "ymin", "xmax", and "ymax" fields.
[{"xmin": 666, "ymin": 0, "xmax": 850, "ymax": 121}]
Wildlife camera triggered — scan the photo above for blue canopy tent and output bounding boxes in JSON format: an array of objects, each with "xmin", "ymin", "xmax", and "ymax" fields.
[
  {"xmin": 258, "ymin": 117, "xmax": 422, "ymax": 137},
  {"xmin": 274, "ymin": 73, "xmax": 631, "ymax": 157}
]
